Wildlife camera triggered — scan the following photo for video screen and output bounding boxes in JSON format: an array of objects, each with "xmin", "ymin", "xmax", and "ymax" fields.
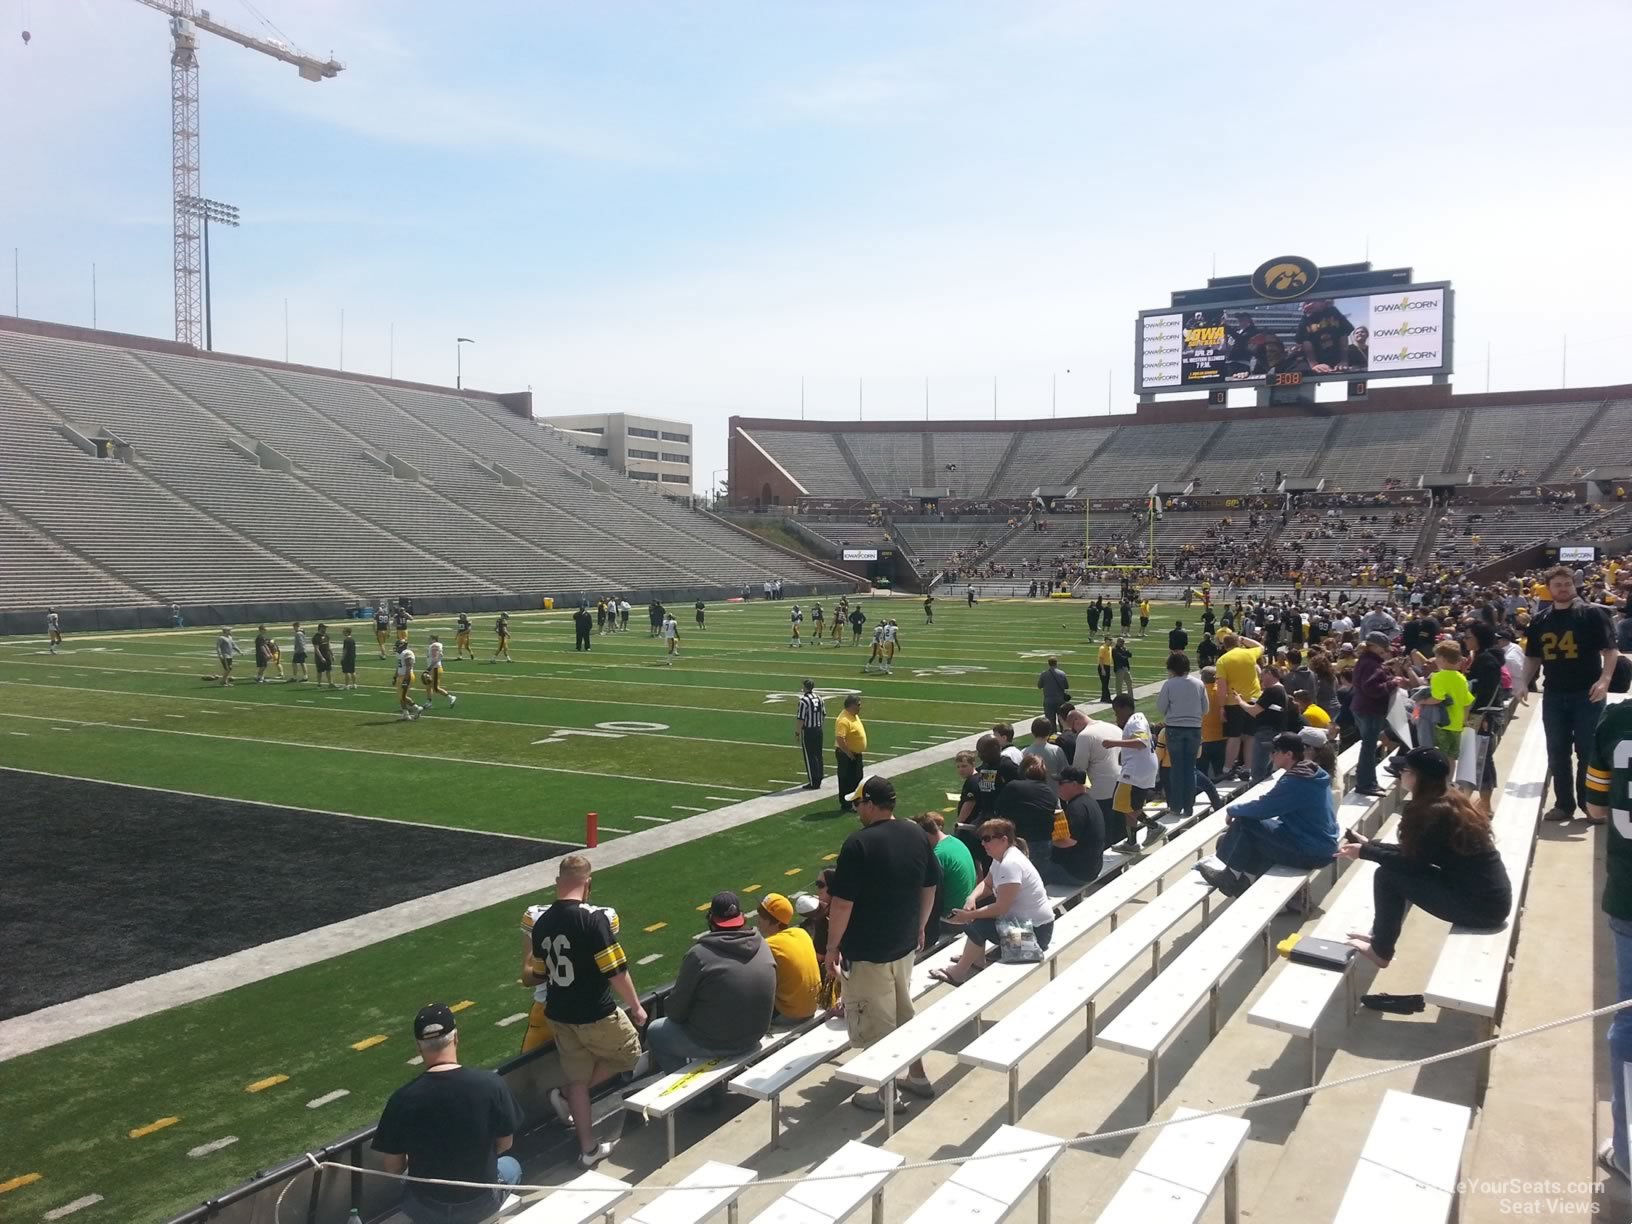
[{"xmin": 1138, "ymin": 287, "xmax": 1447, "ymax": 392}]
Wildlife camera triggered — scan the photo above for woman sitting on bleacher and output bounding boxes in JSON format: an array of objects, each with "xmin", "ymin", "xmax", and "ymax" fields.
[
  {"xmin": 1341, "ymin": 747, "xmax": 1511, "ymax": 968},
  {"xmin": 931, "ymin": 819, "xmax": 1055, "ymax": 985}
]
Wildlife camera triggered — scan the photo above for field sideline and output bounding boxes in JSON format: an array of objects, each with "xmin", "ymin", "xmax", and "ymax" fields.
[{"xmin": 0, "ymin": 594, "xmax": 1187, "ymax": 1224}]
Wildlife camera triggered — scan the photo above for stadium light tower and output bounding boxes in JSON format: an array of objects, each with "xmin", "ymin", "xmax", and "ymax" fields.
[
  {"xmin": 178, "ymin": 195, "xmax": 238, "ymax": 351},
  {"xmin": 456, "ymin": 337, "xmax": 475, "ymax": 389}
]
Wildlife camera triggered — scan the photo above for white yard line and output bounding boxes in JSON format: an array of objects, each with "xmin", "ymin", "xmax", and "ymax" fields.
[
  {"xmin": 634, "ymin": 815, "xmax": 670, "ymax": 823},
  {"xmin": 671, "ymin": 804, "xmax": 708, "ymax": 813},
  {"xmin": 0, "ymin": 681, "xmax": 1163, "ymax": 1063},
  {"xmin": 306, "ymin": 1089, "xmax": 351, "ymax": 1109},
  {"xmin": 1, "ymin": 660, "xmax": 977, "ymax": 730},
  {"xmin": 0, "ymin": 676, "xmax": 923, "ymax": 748},
  {"xmin": 0, "ymin": 711, "xmax": 769, "ymax": 794},
  {"xmin": 44, "ymin": 1195, "xmax": 104, "ymax": 1220},
  {"xmin": 494, "ymin": 1013, "xmax": 528, "ymax": 1028},
  {"xmin": 0, "ymin": 765, "xmax": 576, "ymax": 847},
  {"xmin": 186, "ymin": 1135, "xmax": 239, "ymax": 1158},
  {"xmin": 596, "ymin": 824, "xmax": 633, "ymax": 834},
  {"xmin": 637, "ymin": 953, "xmax": 664, "ymax": 965}
]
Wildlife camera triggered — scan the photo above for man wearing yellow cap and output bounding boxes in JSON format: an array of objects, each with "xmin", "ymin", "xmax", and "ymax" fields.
[{"xmin": 755, "ymin": 893, "xmax": 821, "ymax": 1024}]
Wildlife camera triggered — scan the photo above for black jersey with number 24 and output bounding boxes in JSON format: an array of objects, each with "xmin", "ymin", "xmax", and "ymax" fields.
[{"xmin": 1525, "ymin": 601, "xmax": 1615, "ymax": 693}]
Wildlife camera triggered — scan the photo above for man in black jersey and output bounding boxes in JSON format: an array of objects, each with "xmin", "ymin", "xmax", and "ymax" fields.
[
  {"xmin": 695, "ymin": 599, "xmax": 706, "ymax": 630},
  {"xmin": 1296, "ymin": 299, "xmax": 1356, "ymax": 374},
  {"xmin": 573, "ymin": 605, "xmax": 593, "ymax": 652},
  {"xmin": 373, "ymin": 1003, "xmax": 525, "ymax": 1222},
  {"xmin": 1168, "ymin": 620, "xmax": 1188, "ymax": 653},
  {"xmin": 1523, "ymin": 566, "xmax": 1619, "ymax": 823},
  {"xmin": 312, "ymin": 624, "xmax": 335, "ymax": 689},
  {"xmin": 527, "ymin": 855, "xmax": 647, "ymax": 1167},
  {"xmin": 848, "ymin": 605, "xmax": 867, "ymax": 645}
]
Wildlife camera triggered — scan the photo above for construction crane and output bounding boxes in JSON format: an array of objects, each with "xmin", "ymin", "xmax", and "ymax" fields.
[{"xmin": 131, "ymin": 0, "xmax": 342, "ymax": 348}]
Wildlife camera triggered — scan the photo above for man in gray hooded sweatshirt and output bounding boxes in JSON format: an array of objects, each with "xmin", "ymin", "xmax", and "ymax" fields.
[{"xmin": 644, "ymin": 891, "xmax": 776, "ymax": 1072}]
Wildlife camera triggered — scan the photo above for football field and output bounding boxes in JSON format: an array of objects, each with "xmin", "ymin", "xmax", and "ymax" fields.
[{"xmin": 0, "ymin": 594, "xmax": 1184, "ymax": 1224}]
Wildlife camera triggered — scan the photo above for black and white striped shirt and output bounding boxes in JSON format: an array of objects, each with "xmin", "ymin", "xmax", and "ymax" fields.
[{"xmin": 796, "ymin": 691, "xmax": 825, "ymax": 730}]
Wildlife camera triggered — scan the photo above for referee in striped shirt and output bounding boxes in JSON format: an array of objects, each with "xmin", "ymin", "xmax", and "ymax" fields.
[{"xmin": 795, "ymin": 679, "xmax": 825, "ymax": 789}]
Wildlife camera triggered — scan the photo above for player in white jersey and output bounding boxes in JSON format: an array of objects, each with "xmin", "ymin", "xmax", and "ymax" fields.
[
  {"xmin": 395, "ymin": 643, "xmax": 422, "ymax": 720},
  {"xmin": 421, "ymin": 634, "xmax": 457, "ymax": 710},
  {"xmin": 863, "ymin": 622, "xmax": 887, "ymax": 673},
  {"xmin": 881, "ymin": 619, "xmax": 901, "ymax": 673},
  {"xmin": 45, "ymin": 608, "xmax": 62, "ymax": 654},
  {"xmin": 788, "ymin": 603, "xmax": 803, "ymax": 648},
  {"xmin": 661, "ymin": 613, "xmax": 681, "ymax": 665}
]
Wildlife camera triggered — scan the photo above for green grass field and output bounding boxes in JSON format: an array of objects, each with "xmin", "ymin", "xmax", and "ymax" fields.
[{"xmin": 0, "ymin": 595, "xmax": 1184, "ymax": 1224}]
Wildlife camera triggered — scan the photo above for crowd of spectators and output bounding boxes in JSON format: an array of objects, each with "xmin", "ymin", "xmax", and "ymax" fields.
[{"xmin": 361, "ymin": 550, "xmax": 1631, "ymax": 1212}]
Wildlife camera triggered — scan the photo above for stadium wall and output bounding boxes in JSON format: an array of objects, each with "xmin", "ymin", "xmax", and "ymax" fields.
[
  {"xmin": 728, "ymin": 380, "xmax": 1632, "ymax": 502},
  {"xmin": 0, "ymin": 580, "xmax": 853, "ymax": 638},
  {"xmin": 729, "ymin": 425, "xmax": 807, "ymax": 507},
  {"xmin": 0, "ymin": 315, "xmax": 534, "ymax": 418}
]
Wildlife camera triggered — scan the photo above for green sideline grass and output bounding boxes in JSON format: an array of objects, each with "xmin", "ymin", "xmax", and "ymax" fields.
[{"xmin": 0, "ymin": 596, "xmax": 1185, "ymax": 1224}]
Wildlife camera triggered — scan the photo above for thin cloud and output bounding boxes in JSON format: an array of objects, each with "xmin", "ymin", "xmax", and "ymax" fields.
[{"xmin": 780, "ymin": 61, "xmax": 939, "ymax": 122}]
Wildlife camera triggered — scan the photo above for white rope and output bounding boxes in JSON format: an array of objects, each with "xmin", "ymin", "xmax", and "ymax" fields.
[{"xmin": 272, "ymin": 994, "xmax": 1632, "ymax": 1217}]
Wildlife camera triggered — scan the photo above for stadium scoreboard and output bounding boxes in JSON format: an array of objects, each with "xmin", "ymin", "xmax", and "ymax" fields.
[{"xmin": 1136, "ymin": 257, "xmax": 1453, "ymax": 398}]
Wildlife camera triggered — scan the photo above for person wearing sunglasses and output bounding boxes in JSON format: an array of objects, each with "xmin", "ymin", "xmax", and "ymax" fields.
[{"xmin": 930, "ymin": 819, "xmax": 1054, "ymax": 986}]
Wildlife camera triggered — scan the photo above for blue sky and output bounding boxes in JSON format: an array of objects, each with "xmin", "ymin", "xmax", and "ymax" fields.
[{"xmin": 4, "ymin": 0, "xmax": 1631, "ymax": 488}]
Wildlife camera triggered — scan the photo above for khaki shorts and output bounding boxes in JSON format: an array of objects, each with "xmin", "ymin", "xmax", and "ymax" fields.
[
  {"xmin": 551, "ymin": 1011, "xmax": 641, "ymax": 1083},
  {"xmin": 842, "ymin": 951, "xmax": 915, "ymax": 1049}
]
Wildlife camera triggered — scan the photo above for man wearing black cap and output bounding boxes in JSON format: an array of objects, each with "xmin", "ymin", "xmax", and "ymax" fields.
[
  {"xmin": 644, "ymin": 891, "xmax": 775, "ymax": 1075},
  {"xmin": 825, "ymin": 775, "xmax": 941, "ymax": 1113},
  {"xmin": 795, "ymin": 678, "xmax": 825, "ymax": 790},
  {"xmin": 1350, "ymin": 631, "xmax": 1403, "ymax": 796},
  {"xmin": 834, "ymin": 694, "xmax": 866, "ymax": 812},
  {"xmin": 1050, "ymin": 766, "xmax": 1107, "ymax": 887},
  {"xmin": 373, "ymin": 1003, "xmax": 525, "ymax": 1223}
]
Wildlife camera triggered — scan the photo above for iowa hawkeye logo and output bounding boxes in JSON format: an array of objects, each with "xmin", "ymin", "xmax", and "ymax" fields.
[{"xmin": 1250, "ymin": 256, "xmax": 1319, "ymax": 301}]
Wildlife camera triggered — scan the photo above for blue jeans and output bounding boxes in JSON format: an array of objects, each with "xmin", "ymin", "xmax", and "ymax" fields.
[
  {"xmin": 402, "ymin": 1156, "xmax": 520, "ymax": 1224},
  {"xmin": 1354, "ymin": 712, "xmax": 1386, "ymax": 791},
  {"xmin": 964, "ymin": 916, "xmax": 1055, "ymax": 952},
  {"xmin": 645, "ymin": 1016, "xmax": 754, "ymax": 1074},
  {"xmin": 1250, "ymin": 729, "xmax": 1278, "ymax": 783},
  {"xmin": 1216, "ymin": 819, "xmax": 1334, "ymax": 877},
  {"xmin": 1611, "ymin": 916, "xmax": 1632, "ymax": 1170},
  {"xmin": 1540, "ymin": 690, "xmax": 1604, "ymax": 815},
  {"xmin": 1166, "ymin": 727, "xmax": 1202, "ymax": 815}
]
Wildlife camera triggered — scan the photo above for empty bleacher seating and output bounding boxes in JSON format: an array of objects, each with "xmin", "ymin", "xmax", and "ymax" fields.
[{"xmin": 0, "ymin": 327, "xmax": 845, "ymax": 612}]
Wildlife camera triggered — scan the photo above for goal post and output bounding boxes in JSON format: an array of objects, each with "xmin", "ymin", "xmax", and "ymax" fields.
[{"xmin": 1084, "ymin": 496, "xmax": 1157, "ymax": 572}]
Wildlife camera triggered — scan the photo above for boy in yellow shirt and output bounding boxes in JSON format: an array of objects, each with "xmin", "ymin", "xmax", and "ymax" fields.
[{"xmin": 754, "ymin": 893, "xmax": 820, "ymax": 1023}]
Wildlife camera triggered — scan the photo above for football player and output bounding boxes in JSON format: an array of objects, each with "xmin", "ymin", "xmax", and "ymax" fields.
[
  {"xmin": 395, "ymin": 641, "xmax": 422, "ymax": 720},
  {"xmin": 421, "ymin": 634, "xmax": 456, "ymax": 710}
]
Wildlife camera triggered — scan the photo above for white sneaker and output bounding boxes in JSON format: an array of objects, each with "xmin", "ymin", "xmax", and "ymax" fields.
[
  {"xmin": 448, "ymin": 694, "xmax": 457, "ymax": 706},
  {"xmin": 548, "ymin": 1086, "xmax": 573, "ymax": 1126},
  {"xmin": 577, "ymin": 1141, "xmax": 614, "ymax": 1169}
]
